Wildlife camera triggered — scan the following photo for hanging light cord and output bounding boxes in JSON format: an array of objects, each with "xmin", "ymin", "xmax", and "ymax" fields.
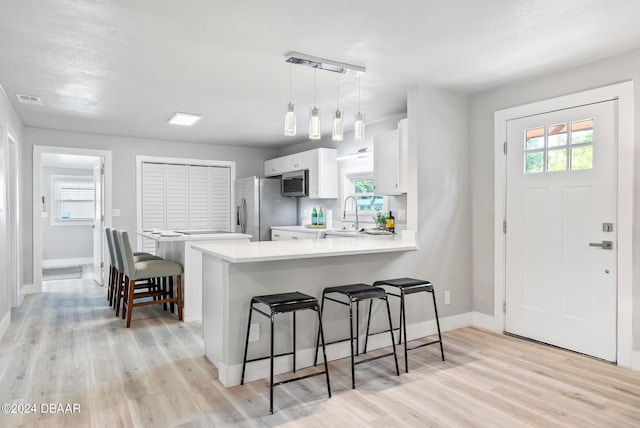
[
  {"xmin": 336, "ymin": 74, "xmax": 339, "ymax": 109},
  {"xmin": 289, "ymin": 63, "xmax": 292, "ymax": 103},
  {"xmin": 358, "ymin": 74, "xmax": 361, "ymax": 111},
  {"xmin": 314, "ymin": 68, "xmax": 317, "ymax": 106}
]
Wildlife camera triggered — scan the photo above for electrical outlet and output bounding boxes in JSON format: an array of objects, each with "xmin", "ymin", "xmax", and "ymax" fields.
[
  {"xmin": 397, "ymin": 209, "xmax": 406, "ymax": 221},
  {"xmin": 248, "ymin": 323, "xmax": 260, "ymax": 342},
  {"xmin": 444, "ymin": 291, "xmax": 451, "ymax": 305}
]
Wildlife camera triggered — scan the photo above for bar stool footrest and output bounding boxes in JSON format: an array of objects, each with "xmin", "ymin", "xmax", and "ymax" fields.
[
  {"xmin": 273, "ymin": 370, "xmax": 329, "ymax": 387},
  {"xmin": 245, "ymin": 351, "xmax": 295, "ymax": 365},
  {"xmin": 354, "ymin": 352, "xmax": 397, "ymax": 366}
]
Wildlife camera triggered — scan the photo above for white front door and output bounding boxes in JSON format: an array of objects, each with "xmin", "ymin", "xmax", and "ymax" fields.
[
  {"xmin": 92, "ymin": 162, "xmax": 104, "ymax": 285},
  {"xmin": 505, "ymin": 100, "xmax": 617, "ymax": 362}
]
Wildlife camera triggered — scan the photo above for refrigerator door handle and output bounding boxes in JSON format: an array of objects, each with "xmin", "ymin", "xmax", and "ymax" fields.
[{"xmin": 240, "ymin": 197, "xmax": 247, "ymax": 234}]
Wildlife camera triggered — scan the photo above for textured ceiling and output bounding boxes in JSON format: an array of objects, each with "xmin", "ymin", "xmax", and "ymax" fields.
[{"xmin": 1, "ymin": 0, "xmax": 640, "ymax": 148}]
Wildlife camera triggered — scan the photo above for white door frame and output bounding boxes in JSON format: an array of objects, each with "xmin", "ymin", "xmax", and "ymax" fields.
[
  {"xmin": 7, "ymin": 132, "xmax": 20, "ymax": 307},
  {"xmin": 32, "ymin": 146, "xmax": 112, "ymax": 293},
  {"xmin": 494, "ymin": 81, "xmax": 634, "ymax": 368}
]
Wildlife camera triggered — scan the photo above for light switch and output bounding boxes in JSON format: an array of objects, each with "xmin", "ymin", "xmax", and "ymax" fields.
[{"xmin": 112, "ymin": 208, "xmax": 121, "ymax": 217}]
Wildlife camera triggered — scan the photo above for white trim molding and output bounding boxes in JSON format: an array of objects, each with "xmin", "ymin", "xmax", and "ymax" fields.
[
  {"xmin": 494, "ymin": 81, "xmax": 635, "ymax": 369},
  {"xmin": 42, "ymin": 258, "xmax": 93, "ymax": 268}
]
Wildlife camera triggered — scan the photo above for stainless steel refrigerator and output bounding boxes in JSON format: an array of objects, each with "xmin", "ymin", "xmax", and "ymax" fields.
[{"xmin": 235, "ymin": 176, "xmax": 297, "ymax": 241}]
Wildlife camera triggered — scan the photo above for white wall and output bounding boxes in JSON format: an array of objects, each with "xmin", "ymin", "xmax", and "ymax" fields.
[
  {"xmin": 0, "ymin": 85, "xmax": 23, "ymax": 338},
  {"xmin": 41, "ymin": 167, "xmax": 94, "ymax": 262},
  {"xmin": 22, "ymin": 128, "xmax": 277, "ymax": 286},
  {"xmin": 469, "ymin": 48, "xmax": 640, "ymax": 350}
]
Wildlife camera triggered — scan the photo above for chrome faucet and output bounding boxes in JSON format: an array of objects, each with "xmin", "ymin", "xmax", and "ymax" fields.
[{"xmin": 343, "ymin": 196, "xmax": 359, "ymax": 231}]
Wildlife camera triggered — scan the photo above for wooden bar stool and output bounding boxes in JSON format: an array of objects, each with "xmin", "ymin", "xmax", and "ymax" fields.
[
  {"xmin": 117, "ymin": 230, "xmax": 183, "ymax": 327},
  {"xmin": 240, "ymin": 292, "xmax": 331, "ymax": 414},
  {"xmin": 314, "ymin": 283, "xmax": 399, "ymax": 389},
  {"xmin": 370, "ymin": 277, "xmax": 445, "ymax": 372}
]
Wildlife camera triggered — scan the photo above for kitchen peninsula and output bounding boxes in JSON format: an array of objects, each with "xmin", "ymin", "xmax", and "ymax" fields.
[
  {"xmin": 192, "ymin": 235, "xmax": 418, "ymax": 387},
  {"xmin": 138, "ymin": 230, "xmax": 252, "ymax": 322}
]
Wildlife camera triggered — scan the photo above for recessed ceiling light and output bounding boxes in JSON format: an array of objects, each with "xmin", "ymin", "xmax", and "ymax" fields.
[{"xmin": 168, "ymin": 112, "xmax": 202, "ymax": 126}]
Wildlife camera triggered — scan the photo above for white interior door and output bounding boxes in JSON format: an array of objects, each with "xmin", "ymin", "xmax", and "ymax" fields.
[
  {"xmin": 92, "ymin": 161, "xmax": 104, "ymax": 285},
  {"xmin": 505, "ymin": 100, "xmax": 617, "ymax": 362}
]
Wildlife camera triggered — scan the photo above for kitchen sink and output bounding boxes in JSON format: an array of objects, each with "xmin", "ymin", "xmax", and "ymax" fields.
[{"xmin": 324, "ymin": 229, "xmax": 394, "ymax": 238}]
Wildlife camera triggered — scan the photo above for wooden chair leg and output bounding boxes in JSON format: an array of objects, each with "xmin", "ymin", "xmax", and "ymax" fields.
[
  {"xmin": 115, "ymin": 272, "xmax": 124, "ymax": 316},
  {"xmin": 169, "ymin": 276, "xmax": 175, "ymax": 313},
  {"xmin": 126, "ymin": 279, "xmax": 135, "ymax": 328},
  {"xmin": 176, "ymin": 275, "xmax": 183, "ymax": 321},
  {"xmin": 121, "ymin": 277, "xmax": 129, "ymax": 320}
]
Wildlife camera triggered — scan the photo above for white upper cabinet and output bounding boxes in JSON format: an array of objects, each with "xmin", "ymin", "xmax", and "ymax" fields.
[
  {"xmin": 264, "ymin": 148, "xmax": 337, "ymax": 199},
  {"xmin": 374, "ymin": 119, "xmax": 408, "ymax": 195}
]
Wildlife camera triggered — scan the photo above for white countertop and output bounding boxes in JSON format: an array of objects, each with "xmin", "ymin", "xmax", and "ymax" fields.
[
  {"xmin": 191, "ymin": 236, "xmax": 418, "ymax": 263},
  {"xmin": 137, "ymin": 231, "xmax": 252, "ymax": 242}
]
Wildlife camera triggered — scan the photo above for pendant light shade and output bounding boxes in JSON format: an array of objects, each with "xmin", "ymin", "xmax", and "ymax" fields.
[
  {"xmin": 354, "ymin": 111, "xmax": 365, "ymax": 142},
  {"xmin": 284, "ymin": 102, "xmax": 296, "ymax": 136},
  {"xmin": 309, "ymin": 107, "xmax": 321, "ymax": 140},
  {"xmin": 332, "ymin": 74, "xmax": 343, "ymax": 141},
  {"xmin": 284, "ymin": 64, "xmax": 296, "ymax": 136},
  {"xmin": 309, "ymin": 69, "xmax": 321, "ymax": 140},
  {"xmin": 332, "ymin": 110, "xmax": 343, "ymax": 141},
  {"xmin": 354, "ymin": 74, "xmax": 365, "ymax": 141}
]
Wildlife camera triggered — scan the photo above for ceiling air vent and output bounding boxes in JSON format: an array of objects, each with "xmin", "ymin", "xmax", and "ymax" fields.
[{"xmin": 16, "ymin": 93, "xmax": 42, "ymax": 105}]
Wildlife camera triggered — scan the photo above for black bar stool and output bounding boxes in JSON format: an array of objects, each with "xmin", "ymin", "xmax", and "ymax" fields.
[
  {"xmin": 240, "ymin": 292, "xmax": 331, "ymax": 414},
  {"xmin": 314, "ymin": 283, "xmax": 399, "ymax": 389},
  {"xmin": 370, "ymin": 277, "xmax": 445, "ymax": 372}
]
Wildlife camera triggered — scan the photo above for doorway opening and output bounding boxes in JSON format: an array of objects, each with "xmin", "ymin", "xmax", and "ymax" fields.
[{"xmin": 32, "ymin": 146, "xmax": 112, "ymax": 294}]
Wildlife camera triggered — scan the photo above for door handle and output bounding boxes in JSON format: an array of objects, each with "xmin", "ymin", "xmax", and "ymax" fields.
[{"xmin": 589, "ymin": 241, "xmax": 613, "ymax": 250}]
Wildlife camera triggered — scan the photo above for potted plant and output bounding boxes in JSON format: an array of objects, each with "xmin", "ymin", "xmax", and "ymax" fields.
[{"xmin": 373, "ymin": 211, "xmax": 387, "ymax": 230}]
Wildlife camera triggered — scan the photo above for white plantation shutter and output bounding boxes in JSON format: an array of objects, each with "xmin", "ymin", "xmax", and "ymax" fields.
[
  {"xmin": 165, "ymin": 164, "xmax": 189, "ymax": 230},
  {"xmin": 141, "ymin": 163, "xmax": 166, "ymax": 254},
  {"xmin": 141, "ymin": 162, "xmax": 232, "ymax": 251},
  {"xmin": 189, "ymin": 166, "xmax": 210, "ymax": 229},
  {"xmin": 210, "ymin": 167, "xmax": 231, "ymax": 230}
]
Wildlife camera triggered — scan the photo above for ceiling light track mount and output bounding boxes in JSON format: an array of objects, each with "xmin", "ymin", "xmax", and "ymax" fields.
[{"xmin": 285, "ymin": 52, "xmax": 365, "ymax": 75}]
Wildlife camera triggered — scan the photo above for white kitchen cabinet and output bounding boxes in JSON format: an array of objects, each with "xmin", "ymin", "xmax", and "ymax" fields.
[
  {"xmin": 271, "ymin": 228, "xmax": 321, "ymax": 241},
  {"xmin": 264, "ymin": 148, "xmax": 337, "ymax": 199},
  {"xmin": 374, "ymin": 119, "xmax": 408, "ymax": 195}
]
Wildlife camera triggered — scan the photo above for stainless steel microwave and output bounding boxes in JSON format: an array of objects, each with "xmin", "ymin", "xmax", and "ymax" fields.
[{"xmin": 281, "ymin": 170, "xmax": 308, "ymax": 197}]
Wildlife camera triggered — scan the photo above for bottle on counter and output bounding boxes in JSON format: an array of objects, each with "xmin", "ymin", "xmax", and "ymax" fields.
[
  {"xmin": 312, "ymin": 207, "xmax": 318, "ymax": 225},
  {"xmin": 386, "ymin": 211, "xmax": 395, "ymax": 233},
  {"xmin": 318, "ymin": 207, "xmax": 324, "ymax": 226}
]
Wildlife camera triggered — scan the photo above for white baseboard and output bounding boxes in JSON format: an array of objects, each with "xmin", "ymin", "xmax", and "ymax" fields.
[
  {"xmin": 631, "ymin": 352, "xmax": 640, "ymax": 371},
  {"xmin": 42, "ymin": 257, "xmax": 93, "ymax": 268},
  {"xmin": 0, "ymin": 310, "xmax": 10, "ymax": 342},
  {"xmin": 21, "ymin": 283, "xmax": 38, "ymax": 296},
  {"xmin": 471, "ymin": 311, "xmax": 503, "ymax": 333}
]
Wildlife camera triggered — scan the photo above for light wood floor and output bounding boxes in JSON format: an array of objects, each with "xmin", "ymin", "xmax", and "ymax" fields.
[{"xmin": 1, "ymin": 276, "xmax": 639, "ymax": 427}]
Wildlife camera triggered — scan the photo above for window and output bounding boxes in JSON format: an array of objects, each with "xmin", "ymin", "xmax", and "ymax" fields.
[
  {"xmin": 524, "ymin": 119, "xmax": 594, "ymax": 173},
  {"xmin": 342, "ymin": 166, "xmax": 386, "ymax": 221},
  {"xmin": 51, "ymin": 176, "xmax": 95, "ymax": 225}
]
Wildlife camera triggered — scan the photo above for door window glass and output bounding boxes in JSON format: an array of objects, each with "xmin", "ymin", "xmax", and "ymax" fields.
[{"xmin": 523, "ymin": 119, "xmax": 593, "ymax": 173}]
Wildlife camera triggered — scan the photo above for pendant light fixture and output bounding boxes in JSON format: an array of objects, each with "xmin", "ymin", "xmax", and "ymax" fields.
[
  {"xmin": 309, "ymin": 69, "xmax": 321, "ymax": 140},
  {"xmin": 354, "ymin": 74, "xmax": 365, "ymax": 142},
  {"xmin": 284, "ymin": 63, "xmax": 296, "ymax": 136},
  {"xmin": 332, "ymin": 74, "xmax": 343, "ymax": 141},
  {"xmin": 284, "ymin": 52, "xmax": 365, "ymax": 142}
]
